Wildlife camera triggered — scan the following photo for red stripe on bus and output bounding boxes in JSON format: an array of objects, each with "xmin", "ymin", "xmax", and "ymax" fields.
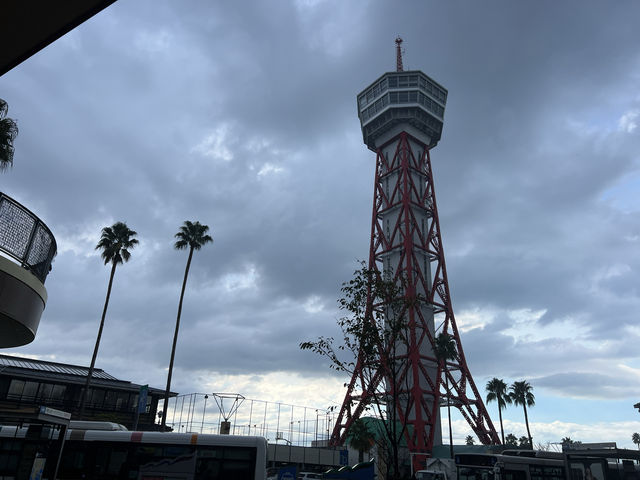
[{"xmin": 131, "ymin": 432, "xmax": 143, "ymax": 442}]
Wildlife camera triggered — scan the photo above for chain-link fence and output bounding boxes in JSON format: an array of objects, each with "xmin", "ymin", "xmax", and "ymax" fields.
[{"xmin": 0, "ymin": 192, "xmax": 56, "ymax": 283}]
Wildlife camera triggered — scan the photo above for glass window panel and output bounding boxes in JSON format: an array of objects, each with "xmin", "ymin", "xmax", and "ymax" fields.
[
  {"xmin": 23, "ymin": 381, "xmax": 38, "ymax": 400},
  {"xmin": 7, "ymin": 380, "xmax": 25, "ymax": 399},
  {"xmin": 164, "ymin": 445, "xmax": 193, "ymax": 458},
  {"xmin": 224, "ymin": 447, "xmax": 252, "ymax": 460},
  {"xmin": 91, "ymin": 389, "xmax": 105, "ymax": 407},
  {"xmin": 105, "ymin": 391, "xmax": 117, "ymax": 409},
  {"xmin": 196, "ymin": 458, "xmax": 221, "ymax": 479},
  {"xmin": 37, "ymin": 383, "xmax": 53, "ymax": 401},
  {"xmin": 51, "ymin": 385, "xmax": 66, "ymax": 401}
]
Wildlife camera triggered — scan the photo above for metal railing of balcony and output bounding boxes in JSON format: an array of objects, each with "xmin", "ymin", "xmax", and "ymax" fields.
[{"xmin": 0, "ymin": 192, "xmax": 57, "ymax": 283}]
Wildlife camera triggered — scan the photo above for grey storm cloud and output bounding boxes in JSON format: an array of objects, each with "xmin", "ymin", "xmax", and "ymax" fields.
[{"xmin": 1, "ymin": 0, "xmax": 640, "ymax": 445}]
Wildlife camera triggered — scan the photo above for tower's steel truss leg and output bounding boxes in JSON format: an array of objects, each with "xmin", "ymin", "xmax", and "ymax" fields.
[{"xmin": 330, "ymin": 132, "xmax": 499, "ymax": 461}]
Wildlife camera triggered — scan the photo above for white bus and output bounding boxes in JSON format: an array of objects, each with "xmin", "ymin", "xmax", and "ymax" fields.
[
  {"xmin": 0, "ymin": 425, "xmax": 267, "ymax": 480},
  {"xmin": 456, "ymin": 450, "xmax": 640, "ymax": 480},
  {"xmin": 455, "ymin": 452, "xmax": 566, "ymax": 480}
]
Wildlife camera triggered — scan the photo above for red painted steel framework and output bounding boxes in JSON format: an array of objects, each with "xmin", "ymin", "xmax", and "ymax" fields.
[{"xmin": 329, "ymin": 131, "xmax": 499, "ymax": 460}]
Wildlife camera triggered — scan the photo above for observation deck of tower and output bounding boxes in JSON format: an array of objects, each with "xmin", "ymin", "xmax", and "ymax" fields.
[{"xmin": 330, "ymin": 38, "xmax": 499, "ymax": 468}]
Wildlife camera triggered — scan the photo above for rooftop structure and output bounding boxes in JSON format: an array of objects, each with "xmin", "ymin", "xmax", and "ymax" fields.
[{"xmin": 0, "ymin": 354, "xmax": 172, "ymax": 430}]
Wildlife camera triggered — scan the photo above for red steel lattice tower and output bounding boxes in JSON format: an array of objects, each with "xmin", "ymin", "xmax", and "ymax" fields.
[{"xmin": 330, "ymin": 42, "xmax": 499, "ymax": 465}]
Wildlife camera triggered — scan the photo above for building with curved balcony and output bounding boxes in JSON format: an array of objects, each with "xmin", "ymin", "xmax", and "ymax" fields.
[{"xmin": 0, "ymin": 192, "xmax": 56, "ymax": 347}]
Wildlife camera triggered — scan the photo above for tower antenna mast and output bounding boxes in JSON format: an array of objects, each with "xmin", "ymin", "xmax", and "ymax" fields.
[{"xmin": 395, "ymin": 36, "xmax": 404, "ymax": 72}]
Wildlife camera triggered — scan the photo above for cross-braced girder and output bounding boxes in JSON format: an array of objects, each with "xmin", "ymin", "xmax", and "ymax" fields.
[{"xmin": 331, "ymin": 131, "xmax": 499, "ymax": 461}]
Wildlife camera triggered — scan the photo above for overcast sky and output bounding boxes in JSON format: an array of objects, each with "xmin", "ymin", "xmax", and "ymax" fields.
[{"xmin": 2, "ymin": 0, "xmax": 640, "ymax": 448}]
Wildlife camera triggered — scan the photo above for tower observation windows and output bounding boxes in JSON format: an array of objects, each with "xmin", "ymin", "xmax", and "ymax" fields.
[
  {"xmin": 359, "ymin": 71, "xmax": 447, "ymax": 123},
  {"xmin": 358, "ymin": 71, "xmax": 447, "ymax": 150}
]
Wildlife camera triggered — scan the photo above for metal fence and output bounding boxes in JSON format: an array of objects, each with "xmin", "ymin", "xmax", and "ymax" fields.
[
  {"xmin": 0, "ymin": 192, "xmax": 56, "ymax": 283},
  {"xmin": 162, "ymin": 393, "xmax": 340, "ymax": 447}
]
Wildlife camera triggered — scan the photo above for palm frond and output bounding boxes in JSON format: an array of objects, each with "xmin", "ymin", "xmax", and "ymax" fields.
[
  {"xmin": 174, "ymin": 220, "xmax": 213, "ymax": 250},
  {"xmin": 95, "ymin": 221, "xmax": 138, "ymax": 265}
]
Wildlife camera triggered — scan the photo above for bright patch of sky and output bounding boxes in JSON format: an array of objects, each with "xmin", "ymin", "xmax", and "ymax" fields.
[
  {"xmin": 221, "ymin": 264, "xmax": 259, "ymax": 292},
  {"xmin": 455, "ymin": 307, "xmax": 494, "ymax": 332},
  {"xmin": 619, "ymin": 109, "xmax": 639, "ymax": 133},
  {"xmin": 600, "ymin": 172, "xmax": 640, "ymax": 213},
  {"xmin": 303, "ymin": 295, "xmax": 324, "ymax": 314},
  {"xmin": 134, "ymin": 30, "xmax": 172, "ymax": 54},
  {"xmin": 257, "ymin": 163, "xmax": 285, "ymax": 177},
  {"xmin": 192, "ymin": 124, "xmax": 235, "ymax": 162},
  {"xmin": 55, "ymin": 220, "xmax": 114, "ymax": 257}
]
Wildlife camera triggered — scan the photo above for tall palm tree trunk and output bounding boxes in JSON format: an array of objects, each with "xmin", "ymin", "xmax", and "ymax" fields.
[
  {"xmin": 498, "ymin": 407, "xmax": 505, "ymax": 444},
  {"xmin": 523, "ymin": 404, "xmax": 532, "ymax": 448},
  {"xmin": 161, "ymin": 247, "xmax": 194, "ymax": 429},
  {"xmin": 79, "ymin": 261, "xmax": 117, "ymax": 418}
]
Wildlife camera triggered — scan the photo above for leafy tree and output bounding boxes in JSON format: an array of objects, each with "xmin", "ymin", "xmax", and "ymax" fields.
[
  {"xmin": 434, "ymin": 332, "xmax": 457, "ymax": 458},
  {"xmin": 465, "ymin": 435, "xmax": 475, "ymax": 446},
  {"xmin": 504, "ymin": 433, "xmax": 518, "ymax": 447},
  {"xmin": 79, "ymin": 222, "xmax": 138, "ymax": 416},
  {"xmin": 161, "ymin": 221, "xmax": 213, "ymax": 429},
  {"xmin": 510, "ymin": 380, "xmax": 535, "ymax": 448},
  {"xmin": 0, "ymin": 99, "xmax": 18, "ymax": 171},
  {"xmin": 518, "ymin": 436, "xmax": 531, "ymax": 448},
  {"xmin": 347, "ymin": 418, "xmax": 375, "ymax": 463},
  {"xmin": 632, "ymin": 432, "xmax": 640, "ymax": 450},
  {"xmin": 561, "ymin": 437, "xmax": 581, "ymax": 450},
  {"xmin": 301, "ymin": 263, "xmax": 419, "ymax": 480},
  {"xmin": 486, "ymin": 378, "xmax": 511, "ymax": 444}
]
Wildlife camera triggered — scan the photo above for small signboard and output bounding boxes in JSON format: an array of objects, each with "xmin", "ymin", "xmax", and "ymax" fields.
[
  {"xmin": 38, "ymin": 406, "xmax": 71, "ymax": 420},
  {"xmin": 137, "ymin": 385, "xmax": 149, "ymax": 414}
]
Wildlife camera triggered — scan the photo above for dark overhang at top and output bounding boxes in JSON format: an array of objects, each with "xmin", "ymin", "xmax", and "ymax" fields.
[{"xmin": 0, "ymin": 1, "xmax": 117, "ymax": 77}]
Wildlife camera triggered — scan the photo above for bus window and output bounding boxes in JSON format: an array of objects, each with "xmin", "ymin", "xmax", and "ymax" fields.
[
  {"xmin": 459, "ymin": 466, "xmax": 495, "ymax": 480},
  {"xmin": 531, "ymin": 465, "xmax": 566, "ymax": 480},
  {"xmin": 504, "ymin": 469, "xmax": 527, "ymax": 480},
  {"xmin": 570, "ymin": 461, "xmax": 606, "ymax": 480},
  {"xmin": 196, "ymin": 457, "xmax": 222, "ymax": 479}
]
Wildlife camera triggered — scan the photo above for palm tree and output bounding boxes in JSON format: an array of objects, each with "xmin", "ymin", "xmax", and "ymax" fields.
[
  {"xmin": 434, "ymin": 332, "xmax": 457, "ymax": 458},
  {"xmin": 347, "ymin": 418, "xmax": 375, "ymax": 463},
  {"xmin": 161, "ymin": 221, "xmax": 213, "ymax": 429},
  {"xmin": 465, "ymin": 435, "xmax": 475, "ymax": 446},
  {"xmin": 0, "ymin": 99, "xmax": 18, "ymax": 171},
  {"xmin": 504, "ymin": 433, "xmax": 518, "ymax": 447},
  {"xmin": 486, "ymin": 377, "xmax": 511, "ymax": 444},
  {"xmin": 78, "ymin": 222, "xmax": 138, "ymax": 417},
  {"xmin": 510, "ymin": 380, "xmax": 535, "ymax": 448},
  {"xmin": 632, "ymin": 432, "xmax": 640, "ymax": 450}
]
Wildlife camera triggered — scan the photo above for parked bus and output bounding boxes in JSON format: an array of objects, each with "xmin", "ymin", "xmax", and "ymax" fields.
[
  {"xmin": 0, "ymin": 425, "xmax": 267, "ymax": 480},
  {"xmin": 456, "ymin": 450, "xmax": 640, "ymax": 480},
  {"xmin": 455, "ymin": 452, "xmax": 566, "ymax": 480}
]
